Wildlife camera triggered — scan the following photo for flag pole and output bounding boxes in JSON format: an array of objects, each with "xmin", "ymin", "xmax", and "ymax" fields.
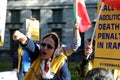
[{"xmin": 90, "ymin": 2, "xmax": 104, "ymax": 45}]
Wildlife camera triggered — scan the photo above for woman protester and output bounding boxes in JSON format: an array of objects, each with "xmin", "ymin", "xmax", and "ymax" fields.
[{"xmin": 12, "ymin": 20, "xmax": 81, "ymax": 80}]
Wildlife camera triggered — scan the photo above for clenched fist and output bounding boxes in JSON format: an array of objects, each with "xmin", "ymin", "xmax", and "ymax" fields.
[{"xmin": 13, "ymin": 30, "xmax": 28, "ymax": 45}]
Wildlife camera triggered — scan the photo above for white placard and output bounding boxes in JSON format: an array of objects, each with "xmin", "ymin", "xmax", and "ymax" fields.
[
  {"xmin": 0, "ymin": 0, "xmax": 7, "ymax": 46},
  {"xmin": 0, "ymin": 71, "xmax": 18, "ymax": 80}
]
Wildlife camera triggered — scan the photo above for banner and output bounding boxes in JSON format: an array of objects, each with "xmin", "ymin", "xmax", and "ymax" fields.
[
  {"xmin": 73, "ymin": 0, "xmax": 91, "ymax": 32},
  {"xmin": 94, "ymin": 2, "xmax": 120, "ymax": 70},
  {"xmin": 26, "ymin": 19, "xmax": 40, "ymax": 42},
  {"xmin": 0, "ymin": 0, "xmax": 7, "ymax": 46}
]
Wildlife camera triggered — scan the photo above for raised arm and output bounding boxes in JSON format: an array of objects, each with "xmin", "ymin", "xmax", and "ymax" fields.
[
  {"xmin": 73, "ymin": 19, "xmax": 81, "ymax": 50},
  {"xmin": 13, "ymin": 30, "xmax": 28, "ymax": 45},
  {"xmin": 63, "ymin": 20, "xmax": 81, "ymax": 56},
  {"xmin": 12, "ymin": 30, "xmax": 40, "ymax": 62}
]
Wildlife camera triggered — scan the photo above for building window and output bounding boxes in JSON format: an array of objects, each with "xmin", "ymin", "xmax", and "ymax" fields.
[
  {"xmin": 52, "ymin": 28, "xmax": 62, "ymax": 42},
  {"xmin": 11, "ymin": 10, "xmax": 20, "ymax": 23},
  {"xmin": 52, "ymin": 9, "xmax": 62, "ymax": 22},
  {"xmin": 31, "ymin": 9, "xmax": 40, "ymax": 21}
]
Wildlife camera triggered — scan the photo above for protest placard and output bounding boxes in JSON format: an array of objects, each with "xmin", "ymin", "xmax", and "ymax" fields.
[
  {"xmin": 0, "ymin": 0, "xmax": 7, "ymax": 46},
  {"xmin": 0, "ymin": 71, "xmax": 18, "ymax": 80},
  {"xmin": 26, "ymin": 18, "xmax": 40, "ymax": 41},
  {"xmin": 94, "ymin": 2, "xmax": 120, "ymax": 70}
]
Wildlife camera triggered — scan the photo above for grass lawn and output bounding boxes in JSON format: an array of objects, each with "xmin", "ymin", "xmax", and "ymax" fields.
[
  {"xmin": 0, "ymin": 61, "xmax": 83, "ymax": 80},
  {"xmin": 0, "ymin": 61, "xmax": 12, "ymax": 72},
  {"xmin": 69, "ymin": 62, "xmax": 83, "ymax": 80}
]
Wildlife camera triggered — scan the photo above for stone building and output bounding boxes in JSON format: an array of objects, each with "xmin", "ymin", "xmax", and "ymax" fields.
[{"xmin": 0, "ymin": 0, "xmax": 100, "ymax": 62}]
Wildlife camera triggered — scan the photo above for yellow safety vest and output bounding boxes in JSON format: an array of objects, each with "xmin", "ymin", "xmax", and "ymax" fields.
[
  {"xmin": 17, "ymin": 47, "xmax": 23, "ymax": 73},
  {"xmin": 24, "ymin": 53, "xmax": 67, "ymax": 80}
]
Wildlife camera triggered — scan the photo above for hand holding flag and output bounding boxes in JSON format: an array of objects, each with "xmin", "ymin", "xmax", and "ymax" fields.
[
  {"xmin": 73, "ymin": 0, "xmax": 92, "ymax": 32},
  {"xmin": 74, "ymin": 19, "xmax": 80, "ymax": 29}
]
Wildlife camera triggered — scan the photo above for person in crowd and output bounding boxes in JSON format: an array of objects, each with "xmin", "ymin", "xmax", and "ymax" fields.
[
  {"xmin": 84, "ymin": 67, "xmax": 114, "ymax": 80},
  {"xmin": 76, "ymin": 38, "xmax": 120, "ymax": 80},
  {"xmin": 12, "ymin": 18, "xmax": 40, "ymax": 80},
  {"xmin": 12, "ymin": 20, "xmax": 81, "ymax": 80},
  {"xmin": 12, "ymin": 46, "xmax": 31, "ymax": 80},
  {"xmin": 76, "ymin": 38, "xmax": 95, "ymax": 78}
]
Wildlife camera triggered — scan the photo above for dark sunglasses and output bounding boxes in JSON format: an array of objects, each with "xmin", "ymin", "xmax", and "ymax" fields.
[{"xmin": 40, "ymin": 43, "xmax": 54, "ymax": 49}]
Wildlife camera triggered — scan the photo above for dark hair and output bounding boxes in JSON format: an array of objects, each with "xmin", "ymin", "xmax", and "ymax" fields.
[
  {"xmin": 87, "ymin": 38, "xmax": 95, "ymax": 47},
  {"xmin": 42, "ymin": 32, "xmax": 59, "ymax": 49},
  {"xmin": 84, "ymin": 67, "xmax": 114, "ymax": 80}
]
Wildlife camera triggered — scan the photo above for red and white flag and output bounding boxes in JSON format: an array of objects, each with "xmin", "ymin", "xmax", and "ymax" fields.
[
  {"xmin": 102, "ymin": 0, "xmax": 120, "ymax": 10},
  {"xmin": 73, "ymin": 0, "xmax": 92, "ymax": 32}
]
